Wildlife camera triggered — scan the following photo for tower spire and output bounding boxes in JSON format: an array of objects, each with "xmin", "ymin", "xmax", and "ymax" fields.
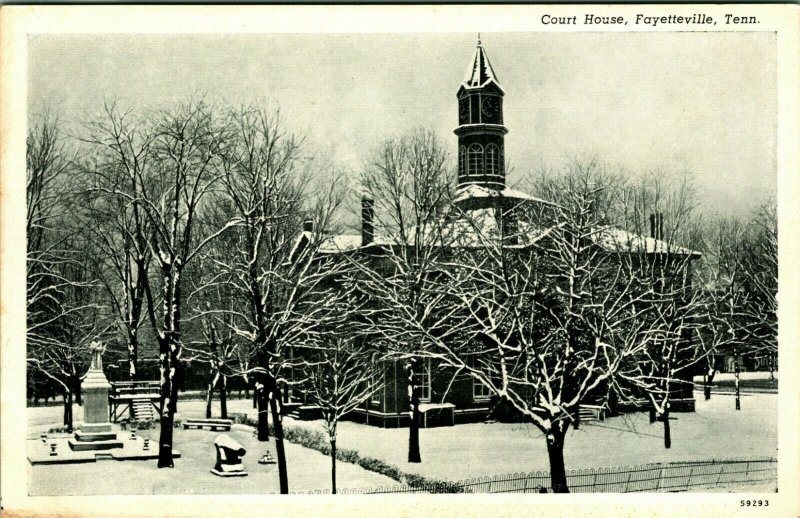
[
  {"xmin": 455, "ymin": 40, "xmax": 508, "ymax": 192},
  {"xmin": 462, "ymin": 37, "xmax": 502, "ymax": 91}
]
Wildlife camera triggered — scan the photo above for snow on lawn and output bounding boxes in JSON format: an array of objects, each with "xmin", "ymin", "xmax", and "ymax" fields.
[
  {"xmin": 28, "ymin": 396, "xmax": 402, "ymax": 495},
  {"xmin": 284, "ymin": 392, "xmax": 777, "ymax": 483},
  {"xmin": 27, "ymin": 392, "xmax": 776, "ymax": 492},
  {"xmin": 28, "ymin": 425, "xmax": 399, "ymax": 495}
]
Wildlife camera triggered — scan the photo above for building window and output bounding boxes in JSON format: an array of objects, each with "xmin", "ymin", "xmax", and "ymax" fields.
[
  {"xmin": 473, "ymin": 378, "xmax": 491, "ymax": 401},
  {"xmin": 468, "ymin": 144, "xmax": 483, "ymax": 176},
  {"xmin": 485, "ymin": 144, "xmax": 499, "ymax": 176},
  {"xmin": 371, "ymin": 360, "xmax": 382, "ymax": 405},
  {"xmin": 459, "ymin": 146, "xmax": 466, "ymax": 178},
  {"xmin": 413, "ymin": 359, "xmax": 432, "ymax": 402}
]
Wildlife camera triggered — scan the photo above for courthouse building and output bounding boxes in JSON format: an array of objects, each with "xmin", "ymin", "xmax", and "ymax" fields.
[{"xmin": 288, "ymin": 40, "xmax": 699, "ymax": 428}]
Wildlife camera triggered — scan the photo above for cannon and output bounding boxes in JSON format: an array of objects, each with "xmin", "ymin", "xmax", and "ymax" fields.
[{"xmin": 210, "ymin": 434, "xmax": 248, "ymax": 477}]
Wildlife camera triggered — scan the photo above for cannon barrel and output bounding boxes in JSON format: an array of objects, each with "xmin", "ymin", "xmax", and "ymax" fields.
[{"xmin": 214, "ymin": 434, "xmax": 246, "ymax": 457}]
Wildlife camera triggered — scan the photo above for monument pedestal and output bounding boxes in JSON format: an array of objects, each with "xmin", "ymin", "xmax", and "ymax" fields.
[{"xmin": 69, "ymin": 342, "xmax": 123, "ymax": 452}]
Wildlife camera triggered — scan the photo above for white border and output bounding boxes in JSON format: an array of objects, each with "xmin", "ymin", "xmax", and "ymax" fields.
[{"xmin": 1, "ymin": 5, "xmax": 798, "ymax": 517}]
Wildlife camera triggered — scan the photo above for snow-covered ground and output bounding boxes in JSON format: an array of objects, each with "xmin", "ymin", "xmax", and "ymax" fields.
[
  {"xmin": 284, "ymin": 392, "xmax": 777, "ymax": 483},
  {"xmin": 692, "ymin": 371, "xmax": 778, "ymax": 382},
  {"xmin": 28, "ymin": 423, "xmax": 398, "ymax": 495},
  {"xmin": 27, "ymin": 391, "xmax": 777, "ymax": 493}
]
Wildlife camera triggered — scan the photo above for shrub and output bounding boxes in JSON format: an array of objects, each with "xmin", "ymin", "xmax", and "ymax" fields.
[
  {"xmin": 338, "ymin": 448, "xmax": 360, "ymax": 464},
  {"xmin": 229, "ymin": 412, "xmax": 253, "ymax": 425},
  {"xmin": 127, "ymin": 419, "xmax": 156, "ymax": 430},
  {"xmin": 356, "ymin": 456, "xmax": 402, "ymax": 482},
  {"xmin": 245, "ymin": 420, "xmax": 466, "ymax": 493}
]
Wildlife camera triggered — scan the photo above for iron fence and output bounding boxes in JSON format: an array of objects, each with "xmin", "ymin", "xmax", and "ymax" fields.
[{"xmin": 305, "ymin": 458, "xmax": 776, "ymax": 494}]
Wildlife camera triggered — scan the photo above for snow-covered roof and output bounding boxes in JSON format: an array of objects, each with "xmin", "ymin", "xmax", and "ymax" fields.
[
  {"xmin": 595, "ymin": 227, "xmax": 701, "ymax": 257},
  {"xmin": 318, "ymin": 233, "xmax": 399, "ymax": 253},
  {"xmin": 453, "ymin": 184, "xmax": 555, "ymax": 206},
  {"xmin": 316, "ymin": 218, "xmax": 700, "ymax": 257},
  {"xmin": 313, "ymin": 185, "xmax": 699, "ymax": 257},
  {"xmin": 319, "ymin": 234, "xmax": 363, "ymax": 253},
  {"xmin": 461, "ymin": 41, "xmax": 505, "ymax": 94}
]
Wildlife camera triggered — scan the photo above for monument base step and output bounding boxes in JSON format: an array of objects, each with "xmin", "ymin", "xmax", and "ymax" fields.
[
  {"xmin": 210, "ymin": 468, "xmax": 248, "ymax": 477},
  {"xmin": 75, "ymin": 431, "xmax": 118, "ymax": 442},
  {"xmin": 68, "ymin": 438, "xmax": 124, "ymax": 451},
  {"xmin": 81, "ymin": 423, "xmax": 112, "ymax": 434}
]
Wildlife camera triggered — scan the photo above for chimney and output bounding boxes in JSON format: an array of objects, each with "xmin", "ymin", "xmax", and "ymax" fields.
[
  {"xmin": 361, "ymin": 197, "xmax": 374, "ymax": 246},
  {"xmin": 303, "ymin": 219, "xmax": 314, "ymax": 233}
]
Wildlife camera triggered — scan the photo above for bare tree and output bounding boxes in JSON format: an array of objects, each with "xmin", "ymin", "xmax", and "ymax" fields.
[
  {"xmin": 358, "ymin": 128, "xmax": 452, "ymax": 464},
  {"xmin": 27, "ymin": 111, "xmax": 76, "ymax": 348},
  {"xmin": 78, "ymin": 104, "xmax": 156, "ymax": 380},
  {"xmin": 27, "ymin": 242, "xmax": 114, "ymax": 431},
  {"xmin": 359, "ymin": 159, "xmax": 659, "ymax": 492},
  {"xmin": 184, "ymin": 293, "xmax": 241, "ymax": 420},
  {"xmin": 701, "ymin": 217, "xmax": 752, "ymax": 408},
  {"xmin": 207, "ymin": 105, "xmax": 346, "ymax": 493},
  {"xmin": 84, "ymin": 98, "xmax": 236, "ymax": 467},
  {"xmin": 741, "ymin": 199, "xmax": 778, "ymax": 378},
  {"xmin": 26, "ymin": 111, "xmax": 105, "ymax": 428},
  {"xmin": 615, "ymin": 171, "xmax": 710, "ymax": 447},
  {"xmin": 297, "ymin": 331, "xmax": 381, "ymax": 494}
]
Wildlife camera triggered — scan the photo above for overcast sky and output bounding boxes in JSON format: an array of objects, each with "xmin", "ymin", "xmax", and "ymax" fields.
[{"xmin": 28, "ymin": 32, "xmax": 776, "ymax": 217}]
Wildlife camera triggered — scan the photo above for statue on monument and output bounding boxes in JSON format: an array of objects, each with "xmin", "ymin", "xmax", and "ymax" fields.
[{"xmin": 89, "ymin": 340, "xmax": 105, "ymax": 371}]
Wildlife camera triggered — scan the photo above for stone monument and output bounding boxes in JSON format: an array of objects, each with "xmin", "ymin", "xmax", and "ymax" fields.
[{"xmin": 69, "ymin": 341, "xmax": 123, "ymax": 450}]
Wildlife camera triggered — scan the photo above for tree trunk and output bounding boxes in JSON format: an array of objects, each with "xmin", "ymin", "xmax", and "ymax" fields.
[
  {"xmin": 205, "ymin": 381, "xmax": 214, "ymax": 419},
  {"xmin": 128, "ymin": 334, "xmax": 138, "ymax": 381},
  {"xmin": 573, "ymin": 405, "xmax": 581, "ymax": 430},
  {"xmin": 734, "ymin": 350, "xmax": 741, "ymax": 411},
  {"xmin": 406, "ymin": 361, "xmax": 422, "ymax": 463},
  {"xmin": 545, "ymin": 428, "xmax": 569, "ymax": 493},
  {"xmin": 257, "ymin": 385, "xmax": 270, "ymax": 441},
  {"xmin": 63, "ymin": 390, "xmax": 73, "ymax": 432},
  {"xmin": 663, "ymin": 407, "xmax": 671, "ymax": 449},
  {"xmin": 607, "ymin": 389, "xmax": 618, "ymax": 417},
  {"xmin": 269, "ymin": 387, "xmax": 289, "ymax": 494},
  {"xmin": 219, "ymin": 375, "xmax": 228, "ymax": 419},
  {"xmin": 253, "ymin": 386, "xmax": 258, "ymax": 409},
  {"xmin": 649, "ymin": 406, "xmax": 656, "ymax": 424},
  {"xmin": 157, "ymin": 335, "xmax": 180, "ymax": 468},
  {"xmin": 157, "ymin": 403, "xmax": 176, "ymax": 467},
  {"xmin": 704, "ymin": 365, "xmax": 716, "ymax": 400},
  {"xmin": 73, "ymin": 374, "xmax": 82, "ymax": 406},
  {"xmin": 331, "ymin": 438, "xmax": 337, "ymax": 494}
]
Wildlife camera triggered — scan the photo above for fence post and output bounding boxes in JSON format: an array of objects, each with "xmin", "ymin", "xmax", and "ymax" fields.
[
  {"xmin": 624, "ymin": 472, "xmax": 632, "ymax": 493},
  {"xmin": 523, "ymin": 474, "xmax": 530, "ymax": 494},
  {"xmin": 745, "ymin": 461, "xmax": 750, "ymax": 482},
  {"xmin": 592, "ymin": 472, "xmax": 598, "ymax": 493},
  {"xmin": 685, "ymin": 468, "xmax": 694, "ymax": 491},
  {"xmin": 716, "ymin": 466, "xmax": 724, "ymax": 487},
  {"xmin": 655, "ymin": 466, "xmax": 663, "ymax": 491}
]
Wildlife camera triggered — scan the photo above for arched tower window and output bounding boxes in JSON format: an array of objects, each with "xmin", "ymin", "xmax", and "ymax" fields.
[
  {"xmin": 485, "ymin": 144, "xmax": 500, "ymax": 176},
  {"xmin": 468, "ymin": 144, "xmax": 483, "ymax": 175},
  {"xmin": 459, "ymin": 146, "xmax": 467, "ymax": 177}
]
